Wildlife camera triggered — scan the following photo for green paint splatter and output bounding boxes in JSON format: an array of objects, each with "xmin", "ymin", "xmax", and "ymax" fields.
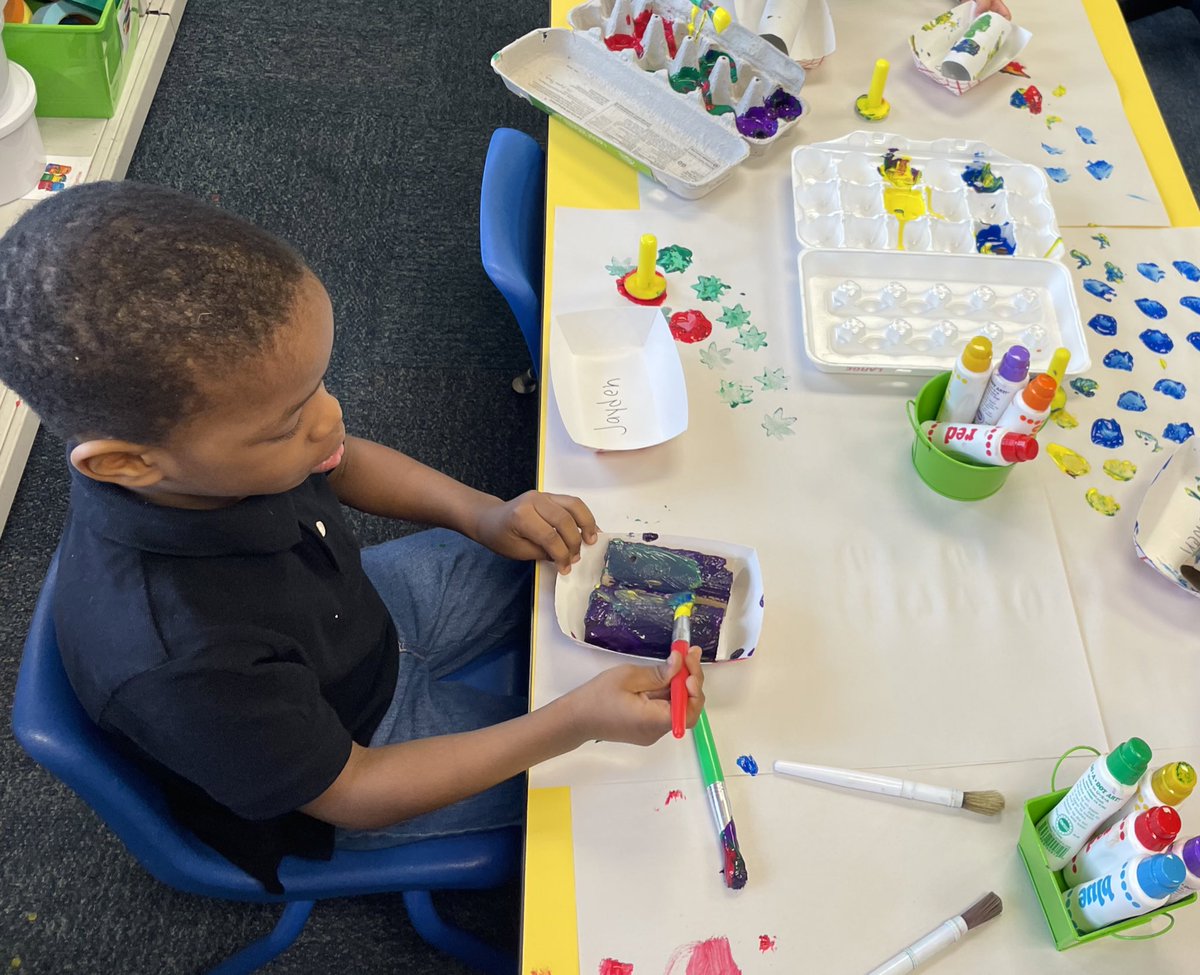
[
  {"xmin": 692, "ymin": 275, "xmax": 731, "ymax": 301},
  {"xmin": 718, "ymin": 380, "xmax": 754, "ymax": 408},
  {"xmin": 1085, "ymin": 488, "xmax": 1120, "ymax": 516},
  {"xmin": 753, "ymin": 367, "xmax": 788, "ymax": 391},
  {"xmin": 717, "ymin": 303, "xmax": 752, "ymax": 330},
  {"xmin": 698, "ymin": 342, "xmax": 733, "ymax": 370},
  {"xmin": 1104, "ymin": 261, "xmax": 1124, "ymax": 283},
  {"xmin": 1047, "ymin": 443, "xmax": 1090, "ymax": 478},
  {"xmin": 1135, "ymin": 429, "xmax": 1164, "ymax": 452},
  {"xmin": 657, "ymin": 244, "xmax": 693, "ymax": 274},
  {"xmin": 1186, "ymin": 478, "xmax": 1200, "ymax": 502},
  {"xmin": 606, "ymin": 257, "xmax": 634, "ymax": 277},
  {"xmin": 1050, "ymin": 408, "xmax": 1079, "ymax": 429},
  {"xmin": 734, "ymin": 324, "xmax": 768, "ymax": 351},
  {"xmin": 1092, "ymin": 233, "xmax": 1112, "ymax": 249},
  {"xmin": 1069, "ymin": 249, "xmax": 1091, "ymax": 269},
  {"xmin": 1052, "ymin": 84, "xmax": 1067, "ymax": 97},
  {"xmin": 762, "ymin": 407, "xmax": 797, "ymax": 439},
  {"xmin": 1103, "ymin": 459, "xmax": 1137, "ymax": 481}
]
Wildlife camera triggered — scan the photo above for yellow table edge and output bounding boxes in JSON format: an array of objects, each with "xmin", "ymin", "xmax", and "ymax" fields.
[{"xmin": 524, "ymin": 2, "xmax": 1197, "ymax": 971}]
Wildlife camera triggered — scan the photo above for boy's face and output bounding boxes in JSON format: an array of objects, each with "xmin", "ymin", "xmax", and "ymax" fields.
[{"xmin": 79, "ymin": 272, "xmax": 346, "ymax": 509}]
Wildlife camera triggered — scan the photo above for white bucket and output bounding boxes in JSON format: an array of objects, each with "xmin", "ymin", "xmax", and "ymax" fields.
[
  {"xmin": 0, "ymin": 20, "xmax": 9, "ymax": 104},
  {"xmin": 0, "ymin": 62, "xmax": 44, "ymax": 206}
]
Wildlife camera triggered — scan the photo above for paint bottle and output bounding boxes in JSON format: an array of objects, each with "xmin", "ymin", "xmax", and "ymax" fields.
[
  {"xmin": 1062, "ymin": 806, "xmax": 1181, "ymax": 887},
  {"xmin": 1097, "ymin": 761, "xmax": 1195, "ymax": 835},
  {"xmin": 973, "ymin": 345, "xmax": 1029, "ymax": 424},
  {"xmin": 1036, "ymin": 738, "xmax": 1152, "ymax": 871},
  {"xmin": 1165, "ymin": 835, "xmax": 1200, "ymax": 904},
  {"xmin": 920, "ymin": 420, "xmax": 1038, "ymax": 467},
  {"xmin": 1064, "ymin": 853, "xmax": 1186, "ymax": 933},
  {"xmin": 995, "ymin": 372, "xmax": 1057, "ymax": 437},
  {"xmin": 936, "ymin": 336, "xmax": 993, "ymax": 423}
]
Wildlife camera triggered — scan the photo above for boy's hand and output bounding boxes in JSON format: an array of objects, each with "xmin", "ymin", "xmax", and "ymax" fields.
[
  {"xmin": 473, "ymin": 490, "xmax": 599, "ymax": 573},
  {"xmin": 565, "ymin": 649, "xmax": 705, "ymax": 746},
  {"xmin": 973, "ymin": 0, "xmax": 1011, "ymax": 18}
]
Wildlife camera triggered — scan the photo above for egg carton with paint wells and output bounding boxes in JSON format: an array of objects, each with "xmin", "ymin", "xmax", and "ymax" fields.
[
  {"xmin": 791, "ymin": 131, "xmax": 1064, "ymax": 259},
  {"xmin": 567, "ymin": 0, "xmax": 809, "ymax": 153},
  {"xmin": 798, "ymin": 248, "xmax": 1088, "ymax": 375}
]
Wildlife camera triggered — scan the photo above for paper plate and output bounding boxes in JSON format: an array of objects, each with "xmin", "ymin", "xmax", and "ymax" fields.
[
  {"xmin": 554, "ymin": 531, "xmax": 765, "ymax": 662},
  {"xmin": 1133, "ymin": 438, "xmax": 1200, "ymax": 598},
  {"xmin": 549, "ymin": 306, "xmax": 688, "ymax": 450}
]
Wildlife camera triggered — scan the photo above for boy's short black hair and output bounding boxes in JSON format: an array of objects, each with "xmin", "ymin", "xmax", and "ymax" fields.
[{"xmin": 0, "ymin": 181, "xmax": 308, "ymax": 443}]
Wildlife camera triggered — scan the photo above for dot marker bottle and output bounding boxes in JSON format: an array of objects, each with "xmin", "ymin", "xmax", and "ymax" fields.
[
  {"xmin": 1098, "ymin": 761, "xmax": 1195, "ymax": 835},
  {"xmin": 1165, "ymin": 835, "xmax": 1200, "ymax": 904},
  {"xmin": 936, "ymin": 336, "xmax": 993, "ymax": 423},
  {"xmin": 920, "ymin": 421, "xmax": 1038, "ymax": 466},
  {"xmin": 996, "ymin": 372, "xmax": 1057, "ymax": 437},
  {"xmin": 1062, "ymin": 805, "xmax": 1181, "ymax": 887},
  {"xmin": 1064, "ymin": 853, "xmax": 1186, "ymax": 933},
  {"xmin": 973, "ymin": 344, "xmax": 1030, "ymax": 425}
]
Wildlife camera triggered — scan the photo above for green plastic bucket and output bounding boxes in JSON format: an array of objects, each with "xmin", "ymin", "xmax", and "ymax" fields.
[{"xmin": 907, "ymin": 371, "xmax": 1014, "ymax": 501}]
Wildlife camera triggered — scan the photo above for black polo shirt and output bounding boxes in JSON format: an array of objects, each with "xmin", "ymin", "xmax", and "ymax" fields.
[{"xmin": 54, "ymin": 467, "xmax": 399, "ymax": 892}]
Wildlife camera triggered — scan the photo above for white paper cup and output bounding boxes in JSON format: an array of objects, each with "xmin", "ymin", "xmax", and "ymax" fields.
[{"xmin": 940, "ymin": 12, "xmax": 1012, "ymax": 82}]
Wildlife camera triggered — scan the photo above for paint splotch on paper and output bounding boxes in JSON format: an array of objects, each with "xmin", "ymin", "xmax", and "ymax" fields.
[
  {"xmin": 1103, "ymin": 349, "xmax": 1134, "ymax": 370},
  {"xmin": 606, "ymin": 257, "xmax": 635, "ymax": 277},
  {"xmin": 1070, "ymin": 249, "xmax": 1091, "ymax": 269},
  {"xmin": 1181, "ymin": 296, "xmax": 1200, "ymax": 316},
  {"xmin": 699, "ymin": 342, "xmax": 733, "ymax": 370},
  {"xmin": 1086, "ymin": 160, "xmax": 1114, "ymax": 180},
  {"xmin": 1188, "ymin": 332, "xmax": 1200, "ymax": 351},
  {"xmin": 1076, "ymin": 125, "xmax": 1097, "ymax": 144},
  {"xmin": 1045, "ymin": 114, "xmax": 1064, "ymax": 129},
  {"xmin": 1135, "ymin": 429, "xmax": 1164, "ymax": 452},
  {"xmin": 1042, "ymin": 143, "xmax": 1065, "ymax": 155},
  {"xmin": 734, "ymin": 325, "xmax": 768, "ymax": 351},
  {"xmin": 1009, "ymin": 85, "xmax": 1043, "ymax": 114},
  {"xmin": 1164, "ymin": 422, "xmax": 1195, "ymax": 444},
  {"xmin": 1047, "ymin": 444, "xmax": 1090, "ymax": 478},
  {"xmin": 718, "ymin": 380, "xmax": 754, "ymax": 408},
  {"xmin": 758, "ymin": 936, "xmax": 777, "ymax": 953},
  {"xmin": 1083, "ymin": 279, "xmax": 1117, "ymax": 301},
  {"xmin": 716, "ymin": 304, "xmax": 752, "ymax": 329},
  {"xmin": 1140, "ymin": 328, "xmax": 1174, "ymax": 353},
  {"xmin": 1086, "ymin": 488, "xmax": 1121, "ymax": 516},
  {"xmin": 1046, "ymin": 167, "xmax": 1070, "ymax": 184},
  {"xmin": 665, "ymin": 789, "xmax": 685, "ymax": 805},
  {"xmin": 692, "ymin": 276, "xmax": 731, "ymax": 301},
  {"xmin": 1138, "ymin": 262, "xmax": 1166, "ymax": 283},
  {"xmin": 1070, "ymin": 377, "xmax": 1099, "ymax": 397},
  {"xmin": 669, "ymin": 310, "xmax": 714, "ymax": 343},
  {"xmin": 1000, "ymin": 61, "xmax": 1029, "ymax": 77},
  {"xmin": 1103, "ymin": 459, "xmax": 1137, "ymax": 481},
  {"xmin": 736, "ymin": 755, "xmax": 759, "ymax": 775},
  {"xmin": 657, "ymin": 244, "xmax": 693, "ymax": 274},
  {"xmin": 1051, "ymin": 407, "xmax": 1079, "ymax": 429},
  {"xmin": 753, "ymin": 368, "xmax": 788, "ymax": 390},
  {"xmin": 1092, "ymin": 233, "xmax": 1112, "ymax": 249},
  {"xmin": 1154, "ymin": 379, "xmax": 1187, "ymax": 399},
  {"xmin": 1104, "ymin": 262, "xmax": 1124, "ymax": 283},
  {"xmin": 598, "ymin": 959, "xmax": 634, "ymax": 975},
  {"xmin": 762, "ymin": 408, "xmax": 796, "ymax": 439},
  {"xmin": 663, "ymin": 936, "xmax": 743, "ymax": 975},
  {"xmin": 1135, "ymin": 299, "xmax": 1168, "ymax": 320},
  {"xmin": 1117, "ymin": 390, "xmax": 1147, "ymax": 412},
  {"xmin": 1088, "ymin": 314, "xmax": 1117, "ymax": 336},
  {"xmin": 1174, "ymin": 260, "xmax": 1200, "ymax": 282},
  {"xmin": 1092, "ymin": 418, "xmax": 1125, "ymax": 448}
]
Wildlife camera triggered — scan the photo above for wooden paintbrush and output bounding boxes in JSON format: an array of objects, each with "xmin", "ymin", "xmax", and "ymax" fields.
[
  {"xmin": 773, "ymin": 761, "xmax": 1005, "ymax": 816},
  {"xmin": 865, "ymin": 892, "xmax": 1003, "ymax": 974}
]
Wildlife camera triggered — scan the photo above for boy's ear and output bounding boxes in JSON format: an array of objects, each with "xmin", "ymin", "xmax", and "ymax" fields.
[{"xmin": 70, "ymin": 440, "xmax": 165, "ymax": 488}]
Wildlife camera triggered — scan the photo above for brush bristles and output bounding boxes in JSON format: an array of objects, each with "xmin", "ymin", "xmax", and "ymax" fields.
[
  {"xmin": 961, "ymin": 790, "xmax": 1006, "ymax": 816},
  {"xmin": 960, "ymin": 891, "xmax": 1003, "ymax": 930}
]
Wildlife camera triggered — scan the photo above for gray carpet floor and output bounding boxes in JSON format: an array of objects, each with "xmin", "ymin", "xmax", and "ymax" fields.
[{"xmin": 1, "ymin": 3, "xmax": 1197, "ymax": 973}]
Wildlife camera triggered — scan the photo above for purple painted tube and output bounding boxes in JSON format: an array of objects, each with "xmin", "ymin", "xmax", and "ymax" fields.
[
  {"xmin": 584, "ymin": 586, "xmax": 725, "ymax": 661},
  {"xmin": 973, "ymin": 344, "xmax": 1030, "ymax": 425}
]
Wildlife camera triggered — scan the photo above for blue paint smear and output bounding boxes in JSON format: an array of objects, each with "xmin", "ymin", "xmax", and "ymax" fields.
[
  {"xmin": 1086, "ymin": 160, "xmax": 1114, "ymax": 180},
  {"xmin": 1154, "ymin": 379, "xmax": 1187, "ymax": 400},
  {"xmin": 1083, "ymin": 279, "xmax": 1117, "ymax": 301},
  {"xmin": 1189, "ymin": 332, "xmax": 1200, "ymax": 351},
  {"xmin": 1103, "ymin": 349, "xmax": 1134, "ymax": 371},
  {"xmin": 1139, "ymin": 328, "xmax": 1174, "ymax": 353},
  {"xmin": 1091, "ymin": 418, "xmax": 1125, "ymax": 449},
  {"xmin": 1076, "ymin": 125, "xmax": 1097, "ymax": 144},
  {"xmin": 1046, "ymin": 167, "xmax": 1070, "ymax": 184},
  {"xmin": 961, "ymin": 153, "xmax": 1005, "ymax": 193},
  {"xmin": 1087, "ymin": 313, "xmax": 1117, "ymax": 336},
  {"xmin": 975, "ymin": 222, "xmax": 1017, "ymax": 255},
  {"xmin": 1164, "ymin": 422, "xmax": 1195, "ymax": 444},
  {"xmin": 1137, "ymin": 262, "xmax": 1165, "ymax": 283},
  {"xmin": 1009, "ymin": 88, "xmax": 1028, "ymax": 109},
  {"xmin": 736, "ymin": 755, "xmax": 759, "ymax": 776},
  {"xmin": 1135, "ymin": 298, "xmax": 1169, "ymax": 320},
  {"xmin": 1070, "ymin": 377, "xmax": 1099, "ymax": 397},
  {"xmin": 1181, "ymin": 296, "xmax": 1200, "ymax": 316},
  {"xmin": 1041, "ymin": 143, "xmax": 1064, "ymax": 155},
  {"xmin": 1174, "ymin": 260, "xmax": 1200, "ymax": 282},
  {"xmin": 1105, "ymin": 262, "xmax": 1124, "ymax": 283},
  {"xmin": 1117, "ymin": 391, "xmax": 1147, "ymax": 411}
]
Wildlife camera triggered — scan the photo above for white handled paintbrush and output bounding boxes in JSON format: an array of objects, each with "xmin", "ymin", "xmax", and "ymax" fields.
[
  {"xmin": 773, "ymin": 761, "xmax": 1005, "ymax": 816},
  {"xmin": 865, "ymin": 892, "xmax": 1003, "ymax": 975}
]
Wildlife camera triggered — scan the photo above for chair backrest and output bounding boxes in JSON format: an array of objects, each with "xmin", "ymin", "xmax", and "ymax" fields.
[{"xmin": 479, "ymin": 127, "xmax": 546, "ymax": 374}]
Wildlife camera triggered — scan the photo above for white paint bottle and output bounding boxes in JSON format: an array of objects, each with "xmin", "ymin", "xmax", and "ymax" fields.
[
  {"xmin": 973, "ymin": 344, "xmax": 1029, "ymax": 424},
  {"xmin": 1098, "ymin": 760, "xmax": 1195, "ymax": 835},
  {"xmin": 1062, "ymin": 805, "xmax": 1181, "ymax": 887},
  {"xmin": 920, "ymin": 421, "xmax": 1038, "ymax": 466},
  {"xmin": 995, "ymin": 372, "xmax": 1057, "ymax": 436},
  {"xmin": 1064, "ymin": 853, "xmax": 1186, "ymax": 933},
  {"xmin": 936, "ymin": 336, "xmax": 993, "ymax": 423},
  {"xmin": 1036, "ymin": 738, "xmax": 1152, "ymax": 871}
]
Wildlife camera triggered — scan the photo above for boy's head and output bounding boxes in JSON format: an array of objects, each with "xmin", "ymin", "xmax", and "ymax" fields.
[{"xmin": 0, "ymin": 182, "xmax": 346, "ymax": 507}]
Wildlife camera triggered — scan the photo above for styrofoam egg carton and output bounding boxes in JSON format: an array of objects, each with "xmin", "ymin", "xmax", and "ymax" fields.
[
  {"xmin": 792, "ymin": 131, "xmax": 1064, "ymax": 260},
  {"xmin": 798, "ymin": 248, "xmax": 1088, "ymax": 376},
  {"xmin": 567, "ymin": 0, "xmax": 808, "ymax": 154}
]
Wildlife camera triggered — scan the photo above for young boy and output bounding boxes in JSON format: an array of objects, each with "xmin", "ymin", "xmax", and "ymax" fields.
[{"xmin": 0, "ymin": 182, "xmax": 704, "ymax": 891}]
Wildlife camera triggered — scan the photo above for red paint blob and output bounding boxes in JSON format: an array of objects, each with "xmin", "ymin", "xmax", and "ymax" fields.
[
  {"xmin": 1000, "ymin": 60, "xmax": 1029, "ymax": 78},
  {"xmin": 758, "ymin": 935, "xmax": 777, "ymax": 953},
  {"xmin": 668, "ymin": 310, "xmax": 713, "ymax": 343},
  {"xmin": 616, "ymin": 271, "xmax": 668, "ymax": 306},
  {"xmin": 604, "ymin": 10, "xmax": 677, "ymax": 60},
  {"xmin": 1023, "ymin": 84, "xmax": 1043, "ymax": 115},
  {"xmin": 599, "ymin": 960, "xmax": 635, "ymax": 975},
  {"xmin": 685, "ymin": 937, "xmax": 742, "ymax": 975},
  {"xmin": 665, "ymin": 788, "xmax": 685, "ymax": 804},
  {"xmin": 604, "ymin": 34, "xmax": 643, "ymax": 55}
]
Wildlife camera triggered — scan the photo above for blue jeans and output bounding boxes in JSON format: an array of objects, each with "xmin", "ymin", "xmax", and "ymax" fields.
[{"xmin": 334, "ymin": 529, "xmax": 532, "ymax": 850}]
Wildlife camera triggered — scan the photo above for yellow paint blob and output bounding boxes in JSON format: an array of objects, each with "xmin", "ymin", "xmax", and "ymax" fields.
[
  {"xmin": 1103, "ymin": 459, "xmax": 1137, "ymax": 481},
  {"xmin": 1047, "ymin": 443, "xmax": 1090, "ymax": 478},
  {"xmin": 1086, "ymin": 488, "xmax": 1121, "ymax": 516},
  {"xmin": 1052, "ymin": 84, "xmax": 1067, "ymax": 97},
  {"xmin": 1050, "ymin": 408, "xmax": 1078, "ymax": 429}
]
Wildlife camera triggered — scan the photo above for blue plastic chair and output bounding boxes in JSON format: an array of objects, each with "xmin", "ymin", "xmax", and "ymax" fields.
[
  {"xmin": 11, "ymin": 553, "xmax": 524, "ymax": 975},
  {"xmin": 480, "ymin": 128, "xmax": 546, "ymax": 394}
]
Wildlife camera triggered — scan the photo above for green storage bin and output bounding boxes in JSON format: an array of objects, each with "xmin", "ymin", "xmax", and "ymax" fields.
[
  {"xmin": 2, "ymin": 0, "xmax": 139, "ymax": 118},
  {"xmin": 1017, "ymin": 788, "xmax": 1196, "ymax": 950}
]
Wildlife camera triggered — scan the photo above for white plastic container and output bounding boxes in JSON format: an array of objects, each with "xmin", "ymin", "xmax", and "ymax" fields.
[
  {"xmin": 0, "ymin": 63, "xmax": 45, "ymax": 207},
  {"xmin": 1064, "ymin": 854, "xmax": 1186, "ymax": 933},
  {"xmin": 1062, "ymin": 806, "xmax": 1181, "ymax": 888},
  {"xmin": 1134, "ymin": 439, "xmax": 1200, "ymax": 598}
]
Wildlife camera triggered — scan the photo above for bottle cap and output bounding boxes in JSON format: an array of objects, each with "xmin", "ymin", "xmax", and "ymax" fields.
[
  {"xmin": 1151, "ymin": 761, "xmax": 1196, "ymax": 805},
  {"xmin": 1136, "ymin": 854, "xmax": 1186, "ymax": 899},
  {"xmin": 1135, "ymin": 806, "xmax": 1182, "ymax": 851},
  {"xmin": 1179, "ymin": 836, "xmax": 1200, "ymax": 877},
  {"xmin": 999, "ymin": 432, "xmax": 1039, "ymax": 463},
  {"xmin": 961, "ymin": 336, "xmax": 993, "ymax": 374},
  {"xmin": 1107, "ymin": 738, "xmax": 1152, "ymax": 786},
  {"xmin": 1021, "ymin": 373, "xmax": 1058, "ymax": 412},
  {"xmin": 996, "ymin": 345, "xmax": 1031, "ymax": 383}
]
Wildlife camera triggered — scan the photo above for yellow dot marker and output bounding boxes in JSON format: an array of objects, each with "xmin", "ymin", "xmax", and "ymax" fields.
[
  {"xmin": 623, "ymin": 233, "xmax": 667, "ymax": 302},
  {"xmin": 855, "ymin": 59, "xmax": 891, "ymax": 122},
  {"xmin": 1046, "ymin": 346, "xmax": 1070, "ymax": 411}
]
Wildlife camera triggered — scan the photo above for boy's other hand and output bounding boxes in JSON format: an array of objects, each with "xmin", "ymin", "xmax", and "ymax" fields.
[
  {"xmin": 474, "ymin": 490, "xmax": 599, "ymax": 573},
  {"xmin": 973, "ymin": 0, "xmax": 1011, "ymax": 18},
  {"xmin": 565, "ymin": 648, "xmax": 705, "ymax": 747}
]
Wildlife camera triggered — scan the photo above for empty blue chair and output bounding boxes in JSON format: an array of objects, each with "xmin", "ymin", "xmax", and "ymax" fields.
[
  {"xmin": 12, "ymin": 552, "xmax": 524, "ymax": 975},
  {"xmin": 480, "ymin": 128, "xmax": 546, "ymax": 394}
]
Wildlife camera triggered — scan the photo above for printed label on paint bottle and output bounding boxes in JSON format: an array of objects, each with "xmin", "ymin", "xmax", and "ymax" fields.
[{"xmin": 1064, "ymin": 854, "xmax": 1186, "ymax": 933}]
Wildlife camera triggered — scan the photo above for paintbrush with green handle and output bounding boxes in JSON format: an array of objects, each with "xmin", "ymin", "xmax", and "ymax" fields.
[{"xmin": 693, "ymin": 708, "xmax": 747, "ymax": 889}]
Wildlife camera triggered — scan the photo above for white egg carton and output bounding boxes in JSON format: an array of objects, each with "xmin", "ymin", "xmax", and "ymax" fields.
[
  {"xmin": 566, "ymin": 0, "xmax": 809, "ymax": 154},
  {"xmin": 798, "ymin": 248, "xmax": 1088, "ymax": 376},
  {"xmin": 792, "ymin": 131, "xmax": 1064, "ymax": 259}
]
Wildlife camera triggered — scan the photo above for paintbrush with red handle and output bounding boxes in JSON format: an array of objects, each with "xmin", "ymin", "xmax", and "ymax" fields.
[{"xmin": 668, "ymin": 593, "xmax": 694, "ymax": 739}]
